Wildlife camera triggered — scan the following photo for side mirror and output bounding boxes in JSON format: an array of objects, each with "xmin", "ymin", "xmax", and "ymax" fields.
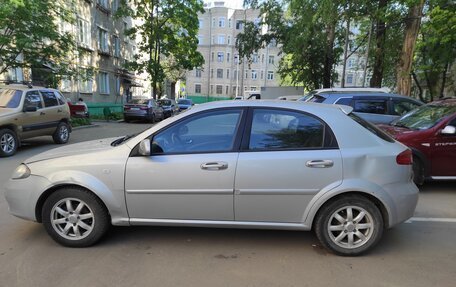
[
  {"xmin": 441, "ymin": 125, "xmax": 456, "ymax": 135},
  {"xmin": 138, "ymin": 139, "xmax": 151, "ymax": 156},
  {"xmin": 24, "ymin": 105, "xmax": 38, "ymax": 112}
]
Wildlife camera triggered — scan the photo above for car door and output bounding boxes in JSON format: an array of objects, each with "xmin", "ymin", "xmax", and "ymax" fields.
[
  {"xmin": 431, "ymin": 116, "xmax": 456, "ymax": 177},
  {"xmin": 19, "ymin": 90, "xmax": 47, "ymax": 139},
  {"xmin": 234, "ymin": 108, "xmax": 343, "ymax": 223},
  {"xmin": 125, "ymin": 108, "xmax": 245, "ymax": 221},
  {"xmin": 40, "ymin": 90, "xmax": 62, "ymax": 130}
]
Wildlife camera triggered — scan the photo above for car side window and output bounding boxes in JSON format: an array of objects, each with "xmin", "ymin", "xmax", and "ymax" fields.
[
  {"xmin": 40, "ymin": 90, "xmax": 59, "ymax": 107},
  {"xmin": 334, "ymin": 97, "xmax": 352, "ymax": 106},
  {"xmin": 248, "ymin": 109, "xmax": 324, "ymax": 150},
  {"xmin": 152, "ymin": 109, "xmax": 242, "ymax": 154},
  {"xmin": 449, "ymin": 118, "xmax": 456, "ymax": 127},
  {"xmin": 24, "ymin": 91, "xmax": 43, "ymax": 109},
  {"xmin": 55, "ymin": 91, "xmax": 66, "ymax": 105},
  {"xmin": 392, "ymin": 100, "xmax": 420, "ymax": 116},
  {"xmin": 353, "ymin": 100, "xmax": 387, "ymax": 115}
]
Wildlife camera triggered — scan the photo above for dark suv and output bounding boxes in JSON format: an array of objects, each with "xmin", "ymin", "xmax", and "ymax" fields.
[
  {"xmin": 378, "ymin": 99, "xmax": 456, "ymax": 184},
  {"xmin": 301, "ymin": 89, "xmax": 423, "ymax": 124}
]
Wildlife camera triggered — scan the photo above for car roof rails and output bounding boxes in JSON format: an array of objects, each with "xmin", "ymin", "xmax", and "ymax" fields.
[{"xmin": 0, "ymin": 80, "xmax": 49, "ymax": 89}]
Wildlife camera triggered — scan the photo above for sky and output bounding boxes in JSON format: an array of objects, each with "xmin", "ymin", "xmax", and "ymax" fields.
[{"xmin": 204, "ymin": 0, "xmax": 244, "ymax": 9}]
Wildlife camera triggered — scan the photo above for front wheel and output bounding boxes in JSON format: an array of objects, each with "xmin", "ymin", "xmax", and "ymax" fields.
[
  {"xmin": 0, "ymin": 129, "xmax": 18, "ymax": 157},
  {"xmin": 53, "ymin": 122, "xmax": 70, "ymax": 144},
  {"xmin": 314, "ymin": 195, "xmax": 384, "ymax": 256},
  {"xmin": 42, "ymin": 187, "xmax": 110, "ymax": 247}
]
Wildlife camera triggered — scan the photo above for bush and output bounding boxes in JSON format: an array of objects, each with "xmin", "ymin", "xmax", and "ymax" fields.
[
  {"xmin": 90, "ymin": 112, "xmax": 123, "ymax": 121},
  {"xmin": 71, "ymin": 117, "xmax": 92, "ymax": 127}
]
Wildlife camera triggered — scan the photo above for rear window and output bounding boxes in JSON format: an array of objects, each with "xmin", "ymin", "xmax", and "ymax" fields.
[{"xmin": 349, "ymin": 113, "xmax": 395, "ymax": 143}]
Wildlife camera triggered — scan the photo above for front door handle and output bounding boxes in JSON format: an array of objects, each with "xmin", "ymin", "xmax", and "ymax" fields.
[
  {"xmin": 57, "ymin": 109, "xmax": 63, "ymax": 113},
  {"xmin": 306, "ymin": 160, "xmax": 334, "ymax": 168},
  {"xmin": 40, "ymin": 112, "xmax": 46, "ymax": 116},
  {"xmin": 200, "ymin": 162, "xmax": 228, "ymax": 170}
]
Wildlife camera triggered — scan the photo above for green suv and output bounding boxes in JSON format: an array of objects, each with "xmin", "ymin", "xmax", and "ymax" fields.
[{"xmin": 0, "ymin": 84, "xmax": 72, "ymax": 157}]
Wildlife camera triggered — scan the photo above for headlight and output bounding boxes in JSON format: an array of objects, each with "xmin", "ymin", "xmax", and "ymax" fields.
[{"xmin": 11, "ymin": 164, "xmax": 31, "ymax": 180}]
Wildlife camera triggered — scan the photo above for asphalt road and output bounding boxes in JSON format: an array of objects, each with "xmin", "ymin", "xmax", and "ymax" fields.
[{"xmin": 0, "ymin": 121, "xmax": 455, "ymax": 287}]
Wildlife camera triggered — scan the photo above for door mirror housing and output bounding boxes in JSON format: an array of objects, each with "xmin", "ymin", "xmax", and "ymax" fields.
[
  {"xmin": 441, "ymin": 125, "xmax": 456, "ymax": 135},
  {"xmin": 24, "ymin": 105, "xmax": 38, "ymax": 112},
  {"xmin": 138, "ymin": 139, "xmax": 151, "ymax": 156}
]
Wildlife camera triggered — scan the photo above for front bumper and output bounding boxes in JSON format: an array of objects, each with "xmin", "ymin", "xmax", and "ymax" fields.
[{"xmin": 4, "ymin": 175, "xmax": 53, "ymax": 222}]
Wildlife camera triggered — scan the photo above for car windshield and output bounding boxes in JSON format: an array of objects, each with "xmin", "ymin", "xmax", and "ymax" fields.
[
  {"xmin": 391, "ymin": 104, "xmax": 456, "ymax": 130},
  {"xmin": 128, "ymin": 99, "xmax": 148, "ymax": 105},
  {"xmin": 178, "ymin": 99, "xmax": 192, "ymax": 105},
  {"xmin": 0, "ymin": 88, "xmax": 22, "ymax": 108},
  {"xmin": 159, "ymin": 100, "xmax": 171, "ymax": 106}
]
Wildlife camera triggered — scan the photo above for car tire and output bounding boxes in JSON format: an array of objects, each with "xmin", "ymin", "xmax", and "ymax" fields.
[
  {"xmin": 314, "ymin": 195, "xmax": 384, "ymax": 256},
  {"xmin": 0, "ymin": 128, "xmax": 18, "ymax": 157},
  {"xmin": 412, "ymin": 156, "xmax": 425, "ymax": 185},
  {"xmin": 42, "ymin": 187, "xmax": 110, "ymax": 247},
  {"xmin": 149, "ymin": 113, "xmax": 155, "ymax": 124},
  {"xmin": 53, "ymin": 122, "xmax": 70, "ymax": 144},
  {"xmin": 124, "ymin": 117, "xmax": 130, "ymax": 123}
]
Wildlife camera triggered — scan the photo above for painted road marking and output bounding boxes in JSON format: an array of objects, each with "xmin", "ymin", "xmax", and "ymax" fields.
[{"xmin": 405, "ymin": 217, "xmax": 456, "ymax": 223}]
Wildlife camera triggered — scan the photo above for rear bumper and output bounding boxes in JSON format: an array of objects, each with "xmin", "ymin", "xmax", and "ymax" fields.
[{"xmin": 383, "ymin": 181, "xmax": 419, "ymax": 227}]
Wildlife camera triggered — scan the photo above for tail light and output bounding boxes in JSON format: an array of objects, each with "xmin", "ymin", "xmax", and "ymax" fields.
[
  {"xmin": 124, "ymin": 106, "xmax": 130, "ymax": 110},
  {"xmin": 396, "ymin": 149, "xmax": 413, "ymax": 165}
]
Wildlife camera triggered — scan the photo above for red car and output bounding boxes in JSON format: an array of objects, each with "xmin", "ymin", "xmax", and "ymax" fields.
[{"xmin": 378, "ymin": 99, "xmax": 456, "ymax": 185}]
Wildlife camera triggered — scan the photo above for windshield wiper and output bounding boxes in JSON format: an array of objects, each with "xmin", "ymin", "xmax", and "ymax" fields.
[
  {"xmin": 392, "ymin": 122, "xmax": 409, "ymax": 129},
  {"xmin": 111, "ymin": 134, "xmax": 136, "ymax": 146}
]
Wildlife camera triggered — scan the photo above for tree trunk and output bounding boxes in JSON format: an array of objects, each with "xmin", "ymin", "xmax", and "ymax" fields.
[
  {"xmin": 440, "ymin": 62, "xmax": 449, "ymax": 98},
  {"xmin": 396, "ymin": 0, "xmax": 424, "ymax": 96},
  {"xmin": 370, "ymin": 0, "xmax": 388, "ymax": 88},
  {"xmin": 323, "ymin": 23, "xmax": 336, "ymax": 88},
  {"xmin": 411, "ymin": 71, "xmax": 424, "ymax": 102},
  {"xmin": 341, "ymin": 18, "xmax": 351, "ymax": 88}
]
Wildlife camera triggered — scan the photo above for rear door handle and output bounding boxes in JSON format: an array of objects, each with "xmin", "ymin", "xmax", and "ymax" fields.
[
  {"xmin": 200, "ymin": 162, "xmax": 228, "ymax": 170},
  {"xmin": 306, "ymin": 160, "xmax": 334, "ymax": 168},
  {"xmin": 57, "ymin": 109, "xmax": 63, "ymax": 113},
  {"xmin": 40, "ymin": 112, "xmax": 46, "ymax": 116}
]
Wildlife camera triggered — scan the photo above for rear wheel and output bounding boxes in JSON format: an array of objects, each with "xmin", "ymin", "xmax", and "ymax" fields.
[
  {"xmin": 148, "ymin": 113, "xmax": 155, "ymax": 123},
  {"xmin": 413, "ymin": 156, "xmax": 425, "ymax": 185},
  {"xmin": 315, "ymin": 195, "xmax": 384, "ymax": 256},
  {"xmin": 53, "ymin": 122, "xmax": 70, "ymax": 144},
  {"xmin": 42, "ymin": 187, "xmax": 110, "ymax": 247},
  {"xmin": 0, "ymin": 129, "xmax": 18, "ymax": 157}
]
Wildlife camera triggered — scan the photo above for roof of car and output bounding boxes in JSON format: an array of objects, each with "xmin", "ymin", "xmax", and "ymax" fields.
[
  {"xmin": 313, "ymin": 87, "xmax": 390, "ymax": 93},
  {"xmin": 429, "ymin": 98, "xmax": 456, "ymax": 106},
  {"xmin": 0, "ymin": 84, "xmax": 55, "ymax": 91}
]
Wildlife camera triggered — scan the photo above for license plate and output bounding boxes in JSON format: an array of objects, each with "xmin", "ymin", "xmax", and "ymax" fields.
[{"xmin": 130, "ymin": 108, "xmax": 140, "ymax": 111}]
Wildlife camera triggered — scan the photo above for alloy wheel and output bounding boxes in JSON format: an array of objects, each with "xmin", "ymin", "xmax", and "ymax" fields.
[
  {"xmin": 0, "ymin": 133, "xmax": 15, "ymax": 154},
  {"xmin": 50, "ymin": 198, "xmax": 95, "ymax": 240}
]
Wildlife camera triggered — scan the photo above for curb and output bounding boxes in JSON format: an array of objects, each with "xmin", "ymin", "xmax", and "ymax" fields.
[{"xmin": 72, "ymin": 124, "xmax": 100, "ymax": 130}]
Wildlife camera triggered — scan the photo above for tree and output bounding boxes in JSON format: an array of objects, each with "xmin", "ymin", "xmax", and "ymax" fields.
[
  {"xmin": 396, "ymin": 0, "xmax": 425, "ymax": 96},
  {"xmin": 0, "ymin": 0, "xmax": 75, "ymax": 81},
  {"xmin": 119, "ymin": 0, "xmax": 204, "ymax": 99}
]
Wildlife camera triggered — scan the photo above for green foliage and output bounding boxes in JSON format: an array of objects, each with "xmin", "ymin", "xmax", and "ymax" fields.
[
  {"xmin": 70, "ymin": 117, "xmax": 92, "ymax": 128},
  {"xmin": 0, "ymin": 0, "xmax": 76, "ymax": 78},
  {"xmin": 118, "ymin": 0, "xmax": 205, "ymax": 97}
]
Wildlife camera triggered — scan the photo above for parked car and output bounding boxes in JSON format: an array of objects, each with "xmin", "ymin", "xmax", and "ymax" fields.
[
  {"xmin": 299, "ymin": 89, "xmax": 423, "ymax": 124},
  {"xmin": 123, "ymin": 98, "xmax": 164, "ymax": 123},
  {"xmin": 5, "ymin": 100, "xmax": 418, "ymax": 255},
  {"xmin": 177, "ymin": 98, "xmax": 194, "ymax": 111},
  {"xmin": 157, "ymin": 99, "xmax": 179, "ymax": 118},
  {"xmin": 377, "ymin": 98, "xmax": 456, "ymax": 185},
  {"xmin": 0, "ymin": 83, "xmax": 71, "ymax": 157}
]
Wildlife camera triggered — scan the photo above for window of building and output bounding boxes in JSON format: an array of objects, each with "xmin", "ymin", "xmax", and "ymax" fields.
[
  {"xmin": 236, "ymin": 20, "xmax": 243, "ymax": 30},
  {"xmin": 123, "ymin": 21, "xmax": 129, "ymax": 41},
  {"xmin": 252, "ymin": 54, "xmax": 258, "ymax": 63},
  {"xmin": 98, "ymin": 27, "xmax": 109, "ymax": 53},
  {"xmin": 212, "ymin": 36, "xmax": 215, "ymax": 44},
  {"xmin": 233, "ymin": 70, "xmax": 238, "ymax": 80},
  {"xmin": 260, "ymin": 70, "xmax": 264, "ymax": 80},
  {"xmin": 216, "ymin": 85, "xmax": 223, "ymax": 94},
  {"xmin": 218, "ymin": 35, "xmax": 225, "ymax": 44},
  {"xmin": 77, "ymin": 18, "xmax": 91, "ymax": 48},
  {"xmin": 60, "ymin": 77, "xmax": 71, "ymax": 92},
  {"xmin": 218, "ymin": 17, "xmax": 225, "ymax": 27},
  {"xmin": 226, "ymin": 69, "xmax": 230, "ymax": 79},
  {"xmin": 97, "ymin": 0, "xmax": 109, "ymax": 9},
  {"xmin": 211, "ymin": 52, "xmax": 214, "ymax": 62},
  {"xmin": 227, "ymin": 52, "xmax": 230, "ymax": 62},
  {"xmin": 249, "ymin": 109, "xmax": 324, "ymax": 150},
  {"xmin": 217, "ymin": 52, "xmax": 224, "ymax": 62},
  {"xmin": 199, "ymin": 19, "xmax": 204, "ymax": 29},
  {"xmin": 250, "ymin": 87, "xmax": 257, "ymax": 91},
  {"xmin": 198, "ymin": 35, "xmax": 203, "ymax": 45},
  {"xmin": 245, "ymin": 70, "xmax": 248, "ymax": 79},
  {"xmin": 210, "ymin": 85, "xmax": 213, "ymax": 94},
  {"xmin": 227, "ymin": 36, "xmax": 231, "ymax": 45},
  {"xmin": 212, "ymin": 18, "xmax": 216, "ymax": 27},
  {"xmin": 268, "ymin": 55, "xmax": 275, "ymax": 64},
  {"xmin": 79, "ymin": 71, "xmax": 93, "ymax": 94},
  {"xmin": 347, "ymin": 58, "xmax": 354, "ymax": 69},
  {"xmin": 195, "ymin": 84, "xmax": 201, "ymax": 94},
  {"xmin": 261, "ymin": 54, "xmax": 265, "ymax": 64},
  {"xmin": 112, "ymin": 0, "xmax": 120, "ymax": 12},
  {"xmin": 234, "ymin": 54, "xmax": 239, "ymax": 63},
  {"xmin": 267, "ymin": 71, "xmax": 274, "ymax": 80},
  {"xmin": 115, "ymin": 76, "xmax": 121, "ymax": 95},
  {"xmin": 113, "ymin": 35, "xmax": 120, "ymax": 57},
  {"xmin": 346, "ymin": 73, "xmax": 354, "ymax": 85},
  {"xmin": 210, "ymin": 69, "xmax": 214, "ymax": 78},
  {"xmin": 99, "ymin": 72, "xmax": 110, "ymax": 94},
  {"xmin": 228, "ymin": 18, "xmax": 232, "ymax": 28},
  {"xmin": 251, "ymin": 70, "xmax": 258, "ymax": 80},
  {"xmin": 217, "ymin": 69, "xmax": 223, "ymax": 78},
  {"xmin": 195, "ymin": 69, "xmax": 202, "ymax": 78}
]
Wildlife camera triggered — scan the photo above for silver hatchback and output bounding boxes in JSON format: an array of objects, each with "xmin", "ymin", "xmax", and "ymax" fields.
[{"xmin": 5, "ymin": 101, "xmax": 418, "ymax": 255}]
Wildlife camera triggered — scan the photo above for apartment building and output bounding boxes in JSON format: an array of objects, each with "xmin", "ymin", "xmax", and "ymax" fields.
[
  {"xmin": 186, "ymin": 1, "xmax": 282, "ymax": 100},
  {"xmin": 1, "ymin": 0, "xmax": 146, "ymax": 104}
]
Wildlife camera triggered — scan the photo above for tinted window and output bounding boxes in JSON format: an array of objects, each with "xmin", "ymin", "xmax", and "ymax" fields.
[
  {"xmin": 0, "ymin": 89, "xmax": 22, "ymax": 108},
  {"xmin": 41, "ymin": 90, "xmax": 59, "ymax": 107},
  {"xmin": 128, "ymin": 99, "xmax": 148, "ymax": 104},
  {"xmin": 152, "ymin": 109, "xmax": 242, "ymax": 154},
  {"xmin": 55, "ymin": 91, "xmax": 66, "ymax": 105},
  {"xmin": 24, "ymin": 91, "xmax": 43, "ymax": 109},
  {"xmin": 159, "ymin": 100, "xmax": 172, "ymax": 106},
  {"xmin": 335, "ymin": 97, "xmax": 352, "ymax": 106},
  {"xmin": 353, "ymin": 100, "xmax": 387, "ymax": 114},
  {"xmin": 349, "ymin": 113, "xmax": 394, "ymax": 142},
  {"xmin": 249, "ymin": 109, "xmax": 324, "ymax": 150},
  {"xmin": 306, "ymin": 94, "xmax": 326, "ymax": 103},
  {"xmin": 392, "ymin": 100, "xmax": 421, "ymax": 116},
  {"xmin": 178, "ymin": 99, "xmax": 192, "ymax": 105}
]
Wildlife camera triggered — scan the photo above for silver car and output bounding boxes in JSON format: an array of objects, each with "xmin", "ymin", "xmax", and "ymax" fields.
[{"xmin": 4, "ymin": 101, "xmax": 418, "ymax": 255}]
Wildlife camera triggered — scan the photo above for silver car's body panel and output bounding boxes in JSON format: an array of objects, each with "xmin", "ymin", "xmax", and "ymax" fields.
[{"xmin": 5, "ymin": 100, "xmax": 418, "ymax": 232}]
